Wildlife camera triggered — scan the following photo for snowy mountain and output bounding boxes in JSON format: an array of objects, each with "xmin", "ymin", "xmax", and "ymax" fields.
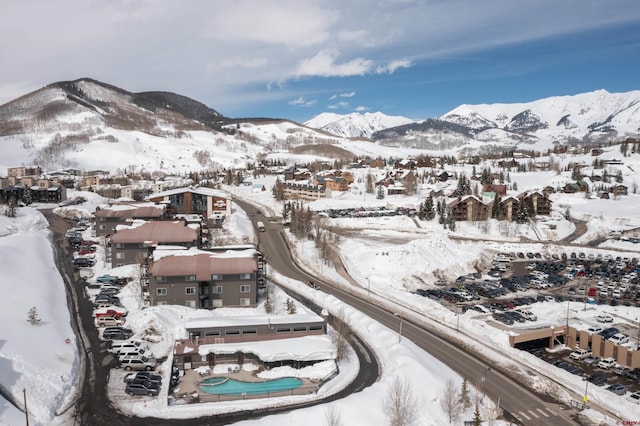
[
  {"xmin": 304, "ymin": 112, "xmax": 413, "ymax": 138},
  {"xmin": 373, "ymin": 89, "xmax": 640, "ymax": 149}
]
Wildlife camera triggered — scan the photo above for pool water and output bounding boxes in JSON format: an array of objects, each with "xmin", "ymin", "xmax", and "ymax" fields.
[{"xmin": 199, "ymin": 376, "xmax": 303, "ymax": 396}]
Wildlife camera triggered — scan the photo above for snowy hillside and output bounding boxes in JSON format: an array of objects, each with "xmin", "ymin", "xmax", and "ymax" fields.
[{"xmin": 304, "ymin": 112, "xmax": 413, "ymax": 138}]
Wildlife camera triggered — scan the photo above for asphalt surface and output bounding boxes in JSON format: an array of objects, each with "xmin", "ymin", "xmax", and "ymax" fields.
[{"xmin": 42, "ymin": 209, "xmax": 378, "ymax": 425}]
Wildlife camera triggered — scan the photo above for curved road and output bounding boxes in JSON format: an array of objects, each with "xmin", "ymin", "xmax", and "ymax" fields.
[
  {"xmin": 236, "ymin": 199, "xmax": 583, "ymax": 426},
  {"xmin": 43, "ymin": 209, "xmax": 378, "ymax": 425}
]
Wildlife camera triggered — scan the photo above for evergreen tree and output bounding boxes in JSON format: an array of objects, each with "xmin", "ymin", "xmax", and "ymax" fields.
[
  {"xmin": 376, "ymin": 185, "xmax": 385, "ymax": 199},
  {"xmin": 515, "ymin": 202, "xmax": 529, "ymax": 224},
  {"xmin": 491, "ymin": 196, "xmax": 500, "ymax": 219},
  {"xmin": 459, "ymin": 378, "xmax": 471, "ymax": 409},
  {"xmin": 447, "ymin": 209, "xmax": 456, "ymax": 231},
  {"xmin": 473, "ymin": 403, "xmax": 482, "ymax": 426},
  {"xmin": 366, "ymin": 173, "xmax": 374, "ymax": 194},
  {"xmin": 424, "ymin": 195, "xmax": 435, "ymax": 220}
]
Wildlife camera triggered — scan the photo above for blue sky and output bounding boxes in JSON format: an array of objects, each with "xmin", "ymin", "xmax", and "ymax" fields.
[{"xmin": 2, "ymin": 0, "xmax": 640, "ymax": 123}]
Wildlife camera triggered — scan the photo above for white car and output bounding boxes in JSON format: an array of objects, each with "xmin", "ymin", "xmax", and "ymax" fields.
[
  {"xmin": 587, "ymin": 326, "xmax": 603, "ymax": 334},
  {"xmin": 596, "ymin": 314, "xmax": 614, "ymax": 323},
  {"xmin": 597, "ymin": 357, "xmax": 616, "ymax": 369},
  {"xmin": 569, "ymin": 349, "xmax": 592, "ymax": 361},
  {"xmin": 608, "ymin": 333, "xmax": 629, "ymax": 345}
]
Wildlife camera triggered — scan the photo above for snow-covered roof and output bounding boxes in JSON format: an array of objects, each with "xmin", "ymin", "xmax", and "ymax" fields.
[
  {"xmin": 184, "ymin": 313, "xmax": 325, "ymax": 330},
  {"xmin": 197, "ymin": 335, "xmax": 336, "ymax": 362}
]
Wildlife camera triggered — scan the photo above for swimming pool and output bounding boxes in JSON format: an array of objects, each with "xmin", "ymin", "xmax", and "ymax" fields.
[{"xmin": 199, "ymin": 376, "xmax": 303, "ymax": 396}]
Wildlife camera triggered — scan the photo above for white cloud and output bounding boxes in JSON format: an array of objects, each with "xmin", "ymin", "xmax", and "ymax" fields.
[
  {"xmin": 288, "ymin": 96, "xmax": 317, "ymax": 107},
  {"xmin": 328, "ymin": 91, "xmax": 356, "ymax": 100},
  {"xmin": 354, "ymin": 105, "xmax": 370, "ymax": 112},
  {"xmin": 376, "ymin": 59, "xmax": 413, "ymax": 74},
  {"xmin": 201, "ymin": 1, "xmax": 337, "ymax": 48},
  {"xmin": 296, "ymin": 49, "xmax": 373, "ymax": 77},
  {"xmin": 328, "ymin": 101, "xmax": 349, "ymax": 109}
]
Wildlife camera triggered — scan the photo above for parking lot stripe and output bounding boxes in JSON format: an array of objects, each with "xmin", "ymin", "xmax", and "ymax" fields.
[
  {"xmin": 537, "ymin": 408, "xmax": 551, "ymax": 417},
  {"xmin": 518, "ymin": 411, "xmax": 531, "ymax": 421},
  {"xmin": 528, "ymin": 409, "xmax": 539, "ymax": 418}
]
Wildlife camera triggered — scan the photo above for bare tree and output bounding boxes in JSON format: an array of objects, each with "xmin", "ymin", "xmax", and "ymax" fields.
[
  {"xmin": 482, "ymin": 396, "xmax": 502, "ymax": 426},
  {"xmin": 382, "ymin": 376, "xmax": 418, "ymax": 426},
  {"xmin": 331, "ymin": 307, "xmax": 352, "ymax": 361},
  {"xmin": 324, "ymin": 406, "xmax": 344, "ymax": 426},
  {"xmin": 440, "ymin": 378, "xmax": 459, "ymax": 423}
]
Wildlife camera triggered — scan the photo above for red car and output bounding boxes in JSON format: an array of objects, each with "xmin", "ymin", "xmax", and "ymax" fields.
[{"xmin": 94, "ymin": 307, "xmax": 128, "ymax": 318}]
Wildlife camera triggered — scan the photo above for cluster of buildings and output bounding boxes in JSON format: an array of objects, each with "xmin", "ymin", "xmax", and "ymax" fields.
[{"xmin": 0, "ymin": 166, "xmax": 67, "ymax": 204}]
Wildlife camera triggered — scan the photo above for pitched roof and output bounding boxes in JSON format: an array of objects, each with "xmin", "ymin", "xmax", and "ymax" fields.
[
  {"xmin": 110, "ymin": 221, "xmax": 198, "ymax": 244},
  {"xmin": 149, "ymin": 252, "xmax": 256, "ymax": 278},
  {"xmin": 95, "ymin": 202, "xmax": 165, "ymax": 218}
]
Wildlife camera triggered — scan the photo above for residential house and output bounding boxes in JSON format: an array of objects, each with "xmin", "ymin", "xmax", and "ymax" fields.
[
  {"xmin": 7, "ymin": 166, "xmax": 41, "ymax": 178},
  {"xmin": 148, "ymin": 248, "xmax": 259, "ymax": 309},
  {"xmin": 482, "ymin": 184, "xmax": 507, "ymax": 196},
  {"xmin": 108, "ymin": 220, "xmax": 199, "ymax": 268},
  {"xmin": 563, "ymin": 181, "xmax": 589, "ymax": 193},
  {"xmin": 30, "ymin": 179, "xmax": 67, "ymax": 203},
  {"xmin": 519, "ymin": 191, "xmax": 552, "ymax": 215},
  {"xmin": 612, "ymin": 184, "xmax": 628, "ymax": 196},
  {"xmin": 282, "ymin": 166, "xmax": 311, "ymax": 182},
  {"xmin": 494, "ymin": 195, "xmax": 520, "ymax": 222},
  {"xmin": 447, "ymin": 195, "xmax": 491, "ymax": 222},
  {"xmin": 95, "ymin": 202, "xmax": 167, "ymax": 237},
  {"xmin": 282, "ymin": 182, "xmax": 327, "ymax": 201}
]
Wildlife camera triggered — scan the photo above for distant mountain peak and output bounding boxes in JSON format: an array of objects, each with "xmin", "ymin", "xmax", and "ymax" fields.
[{"xmin": 304, "ymin": 111, "xmax": 413, "ymax": 138}]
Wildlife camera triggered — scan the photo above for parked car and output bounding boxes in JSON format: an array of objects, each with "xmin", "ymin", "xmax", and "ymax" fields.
[
  {"xmin": 118, "ymin": 347, "xmax": 152, "ymax": 361},
  {"xmin": 515, "ymin": 309, "xmax": 537, "ymax": 321},
  {"xmin": 569, "ymin": 349, "xmax": 592, "ymax": 361},
  {"xmin": 123, "ymin": 371, "xmax": 162, "ymax": 385},
  {"xmin": 96, "ymin": 274, "xmax": 119, "ymax": 284},
  {"xmin": 607, "ymin": 383, "xmax": 627, "ymax": 396},
  {"xmin": 94, "ymin": 307, "xmax": 128, "ymax": 318},
  {"xmin": 583, "ymin": 355, "xmax": 600, "ymax": 365},
  {"xmin": 596, "ymin": 313, "xmax": 614, "ymax": 323},
  {"xmin": 102, "ymin": 327, "xmax": 133, "ymax": 340},
  {"xmin": 125, "ymin": 381, "xmax": 160, "ymax": 396},
  {"xmin": 120, "ymin": 355, "xmax": 157, "ymax": 371},
  {"xmin": 587, "ymin": 325, "xmax": 603, "ymax": 335},
  {"xmin": 73, "ymin": 257, "xmax": 95, "ymax": 268},
  {"xmin": 608, "ymin": 333, "xmax": 630, "ymax": 345},
  {"xmin": 597, "ymin": 357, "xmax": 616, "ymax": 369},
  {"xmin": 587, "ymin": 373, "xmax": 607, "ymax": 386},
  {"xmin": 613, "ymin": 365, "xmax": 630, "ymax": 376},
  {"xmin": 599, "ymin": 327, "xmax": 620, "ymax": 340},
  {"xmin": 95, "ymin": 316, "xmax": 125, "ymax": 327},
  {"xmin": 626, "ymin": 368, "xmax": 640, "ymax": 381},
  {"xmin": 111, "ymin": 340, "xmax": 150, "ymax": 354}
]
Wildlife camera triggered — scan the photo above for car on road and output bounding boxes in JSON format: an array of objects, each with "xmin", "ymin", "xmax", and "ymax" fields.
[
  {"xmin": 607, "ymin": 384, "xmax": 627, "ymax": 396},
  {"xmin": 569, "ymin": 349, "xmax": 592, "ymax": 361},
  {"xmin": 125, "ymin": 382, "xmax": 160, "ymax": 396}
]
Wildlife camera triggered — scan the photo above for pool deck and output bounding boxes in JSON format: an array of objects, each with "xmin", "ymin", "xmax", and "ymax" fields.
[{"xmin": 170, "ymin": 365, "xmax": 318, "ymax": 404}]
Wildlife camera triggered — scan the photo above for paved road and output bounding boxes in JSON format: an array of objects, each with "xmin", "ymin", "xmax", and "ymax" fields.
[
  {"xmin": 236, "ymin": 201, "xmax": 583, "ymax": 425},
  {"xmin": 43, "ymin": 209, "xmax": 378, "ymax": 425}
]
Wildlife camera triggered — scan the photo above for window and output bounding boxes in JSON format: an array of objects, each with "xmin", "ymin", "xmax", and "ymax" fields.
[
  {"xmin": 242, "ymin": 329, "xmax": 257, "ymax": 335},
  {"xmin": 211, "ymin": 274, "xmax": 222, "ymax": 280},
  {"xmin": 185, "ymin": 275, "xmax": 196, "ymax": 281},
  {"xmin": 115, "ymin": 243, "xmax": 124, "ymax": 249},
  {"xmin": 211, "ymin": 286, "xmax": 223, "ymax": 294},
  {"xmin": 293, "ymin": 326, "xmax": 307, "ymax": 332},
  {"xmin": 185, "ymin": 300, "xmax": 196, "ymax": 308},
  {"xmin": 115, "ymin": 252, "xmax": 125, "ymax": 259},
  {"xmin": 276, "ymin": 327, "xmax": 291, "ymax": 333},
  {"xmin": 225, "ymin": 330, "xmax": 240, "ymax": 336},
  {"xmin": 185, "ymin": 287, "xmax": 196, "ymax": 295},
  {"xmin": 240, "ymin": 273, "xmax": 251, "ymax": 280},
  {"xmin": 212, "ymin": 299, "xmax": 223, "ymax": 308},
  {"xmin": 156, "ymin": 276, "xmax": 167, "ymax": 282},
  {"xmin": 239, "ymin": 298, "xmax": 251, "ymax": 306},
  {"xmin": 156, "ymin": 301, "xmax": 167, "ymax": 306},
  {"xmin": 309, "ymin": 325, "xmax": 323, "ymax": 331},
  {"xmin": 156, "ymin": 288, "xmax": 167, "ymax": 296},
  {"xmin": 240, "ymin": 285, "xmax": 251, "ymax": 293},
  {"xmin": 204, "ymin": 330, "xmax": 220, "ymax": 337}
]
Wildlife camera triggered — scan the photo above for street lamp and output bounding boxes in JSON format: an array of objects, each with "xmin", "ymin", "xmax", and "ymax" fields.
[
  {"xmin": 393, "ymin": 312, "xmax": 403, "ymax": 343},
  {"xmin": 367, "ymin": 276, "xmax": 370, "ymax": 296}
]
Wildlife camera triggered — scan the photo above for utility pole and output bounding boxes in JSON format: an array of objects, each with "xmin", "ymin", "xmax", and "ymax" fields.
[
  {"xmin": 23, "ymin": 388, "xmax": 29, "ymax": 426},
  {"xmin": 394, "ymin": 312, "xmax": 403, "ymax": 343}
]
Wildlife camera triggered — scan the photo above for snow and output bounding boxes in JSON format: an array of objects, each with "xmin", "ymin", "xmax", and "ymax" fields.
[{"xmin": 2, "ymin": 146, "xmax": 640, "ymax": 424}]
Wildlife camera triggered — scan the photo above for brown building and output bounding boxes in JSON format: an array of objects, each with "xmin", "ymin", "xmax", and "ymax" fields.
[
  {"xmin": 95, "ymin": 202, "xmax": 167, "ymax": 237},
  {"xmin": 108, "ymin": 220, "xmax": 199, "ymax": 268},
  {"xmin": 447, "ymin": 195, "xmax": 492, "ymax": 222},
  {"xmin": 148, "ymin": 249, "xmax": 259, "ymax": 309},
  {"xmin": 147, "ymin": 186, "xmax": 232, "ymax": 222}
]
